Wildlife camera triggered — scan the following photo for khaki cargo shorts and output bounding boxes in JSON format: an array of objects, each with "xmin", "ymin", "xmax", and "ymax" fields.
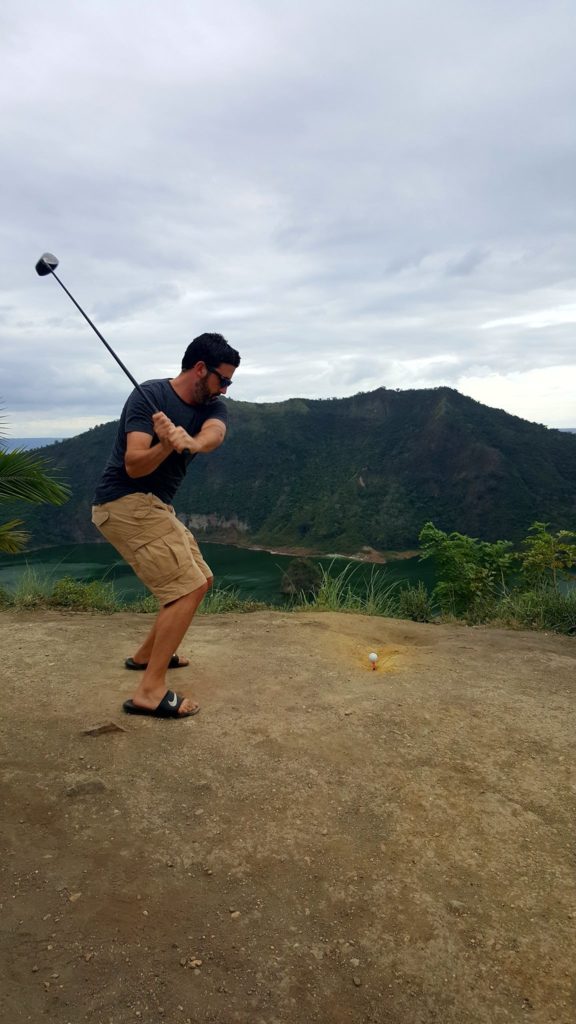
[{"xmin": 91, "ymin": 492, "xmax": 212, "ymax": 606}]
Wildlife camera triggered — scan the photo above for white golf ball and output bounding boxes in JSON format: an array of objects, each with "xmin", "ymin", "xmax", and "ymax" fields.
[{"xmin": 368, "ymin": 652, "xmax": 378, "ymax": 663}]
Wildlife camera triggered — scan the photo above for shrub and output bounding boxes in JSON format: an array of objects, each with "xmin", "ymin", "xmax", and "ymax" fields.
[
  {"xmin": 198, "ymin": 585, "xmax": 267, "ymax": 614},
  {"xmin": 281, "ymin": 557, "xmax": 323, "ymax": 597},
  {"xmin": 397, "ymin": 581, "xmax": 434, "ymax": 622},
  {"xmin": 517, "ymin": 522, "xmax": 576, "ymax": 591},
  {"xmin": 418, "ymin": 522, "xmax": 516, "ymax": 616},
  {"xmin": 495, "ymin": 589, "xmax": 576, "ymax": 634},
  {"xmin": 129, "ymin": 593, "xmax": 160, "ymax": 614},
  {"xmin": 49, "ymin": 576, "xmax": 118, "ymax": 612}
]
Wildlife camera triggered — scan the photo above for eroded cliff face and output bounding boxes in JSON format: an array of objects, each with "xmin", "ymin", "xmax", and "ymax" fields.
[{"xmin": 181, "ymin": 512, "xmax": 251, "ymax": 543}]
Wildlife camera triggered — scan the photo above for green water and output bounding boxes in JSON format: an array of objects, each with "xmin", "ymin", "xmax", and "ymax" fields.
[{"xmin": 0, "ymin": 542, "xmax": 435, "ymax": 604}]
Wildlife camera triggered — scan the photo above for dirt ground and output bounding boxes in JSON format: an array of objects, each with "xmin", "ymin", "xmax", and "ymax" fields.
[{"xmin": 1, "ymin": 609, "xmax": 574, "ymax": 1024}]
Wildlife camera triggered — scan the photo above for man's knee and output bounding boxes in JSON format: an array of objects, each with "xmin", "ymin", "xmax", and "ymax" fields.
[
  {"xmin": 193, "ymin": 577, "xmax": 211, "ymax": 598},
  {"xmin": 164, "ymin": 579, "xmax": 210, "ymax": 607},
  {"xmin": 194, "ymin": 577, "xmax": 211, "ymax": 599}
]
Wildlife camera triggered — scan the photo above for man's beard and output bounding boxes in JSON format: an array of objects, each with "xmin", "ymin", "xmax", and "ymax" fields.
[{"xmin": 194, "ymin": 379, "xmax": 215, "ymax": 405}]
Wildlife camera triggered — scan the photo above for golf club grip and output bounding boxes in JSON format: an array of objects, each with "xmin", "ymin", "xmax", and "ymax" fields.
[{"xmin": 123, "ymin": 384, "xmax": 192, "ymax": 457}]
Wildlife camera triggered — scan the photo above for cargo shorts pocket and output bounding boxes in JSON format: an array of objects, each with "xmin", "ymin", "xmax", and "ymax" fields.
[
  {"xmin": 92, "ymin": 507, "xmax": 110, "ymax": 528},
  {"xmin": 125, "ymin": 516, "xmax": 176, "ymax": 551},
  {"xmin": 130, "ymin": 527, "xmax": 191, "ymax": 586}
]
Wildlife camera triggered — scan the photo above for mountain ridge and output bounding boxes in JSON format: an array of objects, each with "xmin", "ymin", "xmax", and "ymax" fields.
[{"xmin": 6, "ymin": 386, "xmax": 576, "ymax": 554}]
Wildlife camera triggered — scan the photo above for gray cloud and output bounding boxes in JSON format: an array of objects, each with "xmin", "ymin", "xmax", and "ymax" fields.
[{"xmin": 1, "ymin": 0, "xmax": 575, "ymax": 434}]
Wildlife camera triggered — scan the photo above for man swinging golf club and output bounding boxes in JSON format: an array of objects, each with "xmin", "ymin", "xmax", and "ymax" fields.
[{"xmin": 91, "ymin": 333, "xmax": 240, "ymax": 719}]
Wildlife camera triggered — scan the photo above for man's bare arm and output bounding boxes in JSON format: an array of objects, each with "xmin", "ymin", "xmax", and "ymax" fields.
[
  {"xmin": 124, "ymin": 432, "xmax": 172, "ymax": 478},
  {"xmin": 124, "ymin": 413, "xmax": 176, "ymax": 478},
  {"xmin": 168, "ymin": 418, "xmax": 227, "ymax": 455}
]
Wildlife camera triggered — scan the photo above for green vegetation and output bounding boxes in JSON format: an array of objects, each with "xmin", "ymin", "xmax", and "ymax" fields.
[
  {"xmin": 294, "ymin": 561, "xmax": 401, "ymax": 616},
  {"xmin": 0, "ymin": 416, "xmax": 70, "ymax": 553},
  {"xmin": 199, "ymin": 585, "xmax": 267, "ymax": 615},
  {"xmin": 415, "ymin": 520, "xmax": 576, "ymax": 633},
  {"xmin": 7, "ymin": 386, "xmax": 576, "ymax": 553},
  {"xmin": 396, "ymin": 581, "xmax": 434, "ymax": 622},
  {"xmin": 281, "ymin": 557, "xmax": 323, "ymax": 597},
  {"xmin": 1, "ymin": 520, "xmax": 574, "ymax": 636},
  {"xmin": 418, "ymin": 522, "xmax": 516, "ymax": 620},
  {"xmin": 1, "ymin": 570, "xmax": 269, "ymax": 615},
  {"xmin": 517, "ymin": 521, "xmax": 576, "ymax": 590}
]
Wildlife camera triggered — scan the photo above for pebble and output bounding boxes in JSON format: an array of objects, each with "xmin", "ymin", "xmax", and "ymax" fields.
[
  {"xmin": 350, "ymin": 958, "xmax": 360, "ymax": 967},
  {"xmin": 353, "ymin": 976, "xmax": 362, "ymax": 987},
  {"xmin": 230, "ymin": 911, "xmax": 241, "ymax": 919}
]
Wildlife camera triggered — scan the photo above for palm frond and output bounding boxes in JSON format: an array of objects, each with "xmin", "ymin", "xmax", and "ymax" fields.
[
  {"xmin": 0, "ymin": 518, "xmax": 29, "ymax": 554},
  {"xmin": 0, "ymin": 449, "xmax": 70, "ymax": 505}
]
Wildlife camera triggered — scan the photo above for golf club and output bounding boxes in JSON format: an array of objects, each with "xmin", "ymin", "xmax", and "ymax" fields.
[
  {"xmin": 35, "ymin": 252, "xmax": 158, "ymax": 416},
  {"xmin": 35, "ymin": 253, "xmax": 191, "ymax": 458}
]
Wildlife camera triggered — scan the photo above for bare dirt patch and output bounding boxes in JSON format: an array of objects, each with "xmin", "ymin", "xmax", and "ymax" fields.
[{"xmin": 1, "ymin": 609, "xmax": 574, "ymax": 1024}]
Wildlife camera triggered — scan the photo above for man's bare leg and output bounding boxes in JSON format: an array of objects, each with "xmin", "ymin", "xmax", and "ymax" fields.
[
  {"xmin": 131, "ymin": 581, "xmax": 209, "ymax": 715},
  {"xmin": 130, "ymin": 577, "xmax": 213, "ymax": 667},
  {"xmin": 130, "ymin": 619, "xmax": 190, "ymax": 668}
]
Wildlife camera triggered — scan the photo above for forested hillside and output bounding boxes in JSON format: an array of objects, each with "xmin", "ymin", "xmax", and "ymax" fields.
[{"xmin": 8, "ymin": 387, "xmax": 576, "ymax": 554}]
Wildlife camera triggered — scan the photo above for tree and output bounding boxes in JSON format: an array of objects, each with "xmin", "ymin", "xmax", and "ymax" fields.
[
  {"xmin": 518, "ymin": 522, "xmax": 576, "ymax": 591},
  {"xmin": 0, "ymin": 421, "xmax": 70, "ymax": 553},
  {"xmin": 418, "ymin": 521, "xmax": 516, "ymax": 616}
]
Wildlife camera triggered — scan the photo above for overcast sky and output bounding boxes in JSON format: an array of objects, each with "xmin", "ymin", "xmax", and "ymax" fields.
[{"xmin": 1, "ymin": 0, "xmax": 575, "ymax": 436}]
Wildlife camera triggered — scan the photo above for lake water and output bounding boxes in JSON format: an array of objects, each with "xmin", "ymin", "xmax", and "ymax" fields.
[{"xmin": 0, "ymin": 541, "xmax": 435, "ymax": 605}]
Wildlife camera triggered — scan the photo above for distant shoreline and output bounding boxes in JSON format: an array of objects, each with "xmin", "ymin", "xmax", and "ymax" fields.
[
  {"xmin": 0, "ymin": 533, "xmax": 419, "ymax": 565},
  {"xmin": 223, "ymin": 541, "xmax": 419, "ymax": 564}
]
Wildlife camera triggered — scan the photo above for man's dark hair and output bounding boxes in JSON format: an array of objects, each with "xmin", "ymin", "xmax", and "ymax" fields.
[{"xmin": 182, "ymin": 333, "xmax": 240, "ymax": 371}]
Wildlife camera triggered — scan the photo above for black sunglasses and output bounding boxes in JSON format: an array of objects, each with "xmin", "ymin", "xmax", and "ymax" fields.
[{"xmin": 206, "ymin": 365, "xmax": 233, "ymax": 388}]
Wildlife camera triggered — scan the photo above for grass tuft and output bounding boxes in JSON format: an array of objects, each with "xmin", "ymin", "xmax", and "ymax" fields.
[
  {"xmin": 294, "ymin": 562, "xmax": 402, "ymax": 616},
  {"xmin": 198, "ymin": 585, "xmax": 268, "ymax": 615}
]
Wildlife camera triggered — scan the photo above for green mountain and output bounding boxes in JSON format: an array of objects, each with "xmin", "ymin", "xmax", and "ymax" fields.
[{"xmin": 8, "ymin": 387, "xmax": 576, "ymax": 554}]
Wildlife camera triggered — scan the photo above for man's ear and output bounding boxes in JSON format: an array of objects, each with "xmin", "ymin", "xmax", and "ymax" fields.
[{"xmin": 188, "ymin": 360, "xmax": 207, "ymax": 378}]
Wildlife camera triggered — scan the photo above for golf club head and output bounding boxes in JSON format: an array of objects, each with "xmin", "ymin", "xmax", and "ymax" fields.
[{"xmin": 35, "ymin": 252, "xmax": 59, "ymax": 276}]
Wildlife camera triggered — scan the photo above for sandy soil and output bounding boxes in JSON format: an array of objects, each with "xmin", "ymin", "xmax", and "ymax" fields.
[{"xmin": 1, "ymin": 609, "xmax": 574, "ymax": 1024}]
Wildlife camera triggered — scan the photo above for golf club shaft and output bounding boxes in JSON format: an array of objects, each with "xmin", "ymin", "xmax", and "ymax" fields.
[{"xmin": 47, "ymin": 268, "xmax": 158, "ymax": 416}]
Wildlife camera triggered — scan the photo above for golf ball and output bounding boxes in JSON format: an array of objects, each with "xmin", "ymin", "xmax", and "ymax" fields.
[{"xmin": 368, "ymin": 652, "xmax": 378, "ymax": 663}]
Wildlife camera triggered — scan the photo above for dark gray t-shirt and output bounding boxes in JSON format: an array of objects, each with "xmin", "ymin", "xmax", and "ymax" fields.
[{"xmin": 93, "ymin": 379, "xmax": 228, "ymax": 505}]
